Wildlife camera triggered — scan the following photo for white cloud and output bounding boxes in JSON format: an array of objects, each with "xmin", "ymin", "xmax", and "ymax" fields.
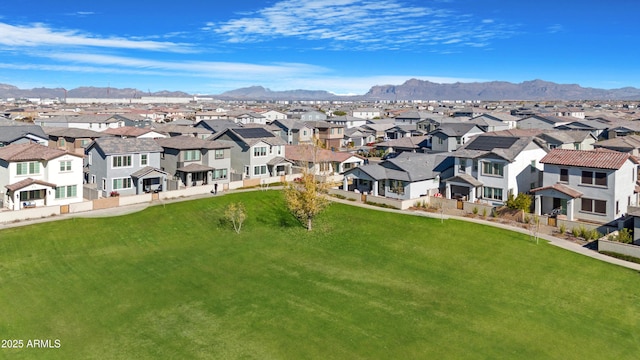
[
  {"xmin": 547, "ymin": 24, "xmax": 563, "ymax": 34},
  {"xmin": 0, "ymin": 22, "xmax": 194, "ymax": 53},
  {"xmin": 210, "ymin": 0, "xmax": 517, "ymax": 51}
]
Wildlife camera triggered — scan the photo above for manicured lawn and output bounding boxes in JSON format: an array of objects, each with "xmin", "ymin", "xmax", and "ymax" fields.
[{"xmin": 1, "ymin": 190, "xmax": 640, "ymax": 359}]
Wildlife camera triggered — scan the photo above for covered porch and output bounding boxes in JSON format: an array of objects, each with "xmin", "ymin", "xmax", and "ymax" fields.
[
  {"xmin": 531, "ymin": 183, "xmax": 582, "ymax": 221},
  {"xmin": 342, "ymin": 166, "xmax": 384, "ymax": 196},
  {"xmin": 444, "ymin": 174, "xmax": 483, "ymax": 202},
  {"xmin": 177, "ymin": 163, "xmax": 214, "ymax": 187},
  {"xmin": 5, "ymin": 178, "xmax": 56, "ymax": 211},
  {"xmin": 267, "ymin": 157, "xmax": 294, "ymax": 176},
  {"xmin": 131, "ymin": 166, "xmax": 169, "ymax": 194}
]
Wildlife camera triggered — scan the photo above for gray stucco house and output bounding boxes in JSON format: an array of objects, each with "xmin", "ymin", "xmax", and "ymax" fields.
[
  {"xmin": 155, "ymin": 136, "xmax": 232, "ymax": 189},
  {"xmin": 85, "ymin": 137, "xmax": 168, "ymax": 197}
]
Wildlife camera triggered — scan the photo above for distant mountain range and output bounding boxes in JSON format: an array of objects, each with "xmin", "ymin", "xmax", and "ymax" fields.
[{"xmin": 2, "ymin": 79, "xmax": 640, "ymax": 101}]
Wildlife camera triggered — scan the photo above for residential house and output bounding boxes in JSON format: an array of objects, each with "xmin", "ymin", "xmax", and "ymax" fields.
[
  {"xmin": 326, "ymin": 115, "xmax": 368, "ymax": 129},
  {"xmin": 374, "ymin": 136, "xmax": 430, "ymax": 154},
  {"xmin": 305, "ymin": 121, "xmax": 345, "ymax": 150},
  {"xmin": 270, "ymin": 119, "xmax": 314, "ymax": 145},
  {"xmin": 231, "ymin": 111, "xmax": 268, "ymax": 125},
  {"xmin": 537, "ymin": 130, "xmax": 596, "ymax": 151},
  {"xmin": 85, "ymin": 137, "xmax": 168, "ymax": 197},
  {"xmin": 0, "ymin": 125, "xmax": 49, "ymax": 147},
  {"xmin": 360, "ymin": 122, "xmax": 395, "ymax": 141},
  {"xmin": 0, "ymin": 143, "xmax": 84, "ymax": 210},
  {"xmin": 299, "ymin": 110, "xmax": 327, "ymax": 122},
  {"xmin": 385, "ymin": 125, "xmax": 426, "ymax": 139},
  {"xmin": 352, "ymin": 108, "xmax": 381, "ymax": 120},
  {"xmin": 194, "ymin": 119, "xmax": 238, "ymax": 134},
  {"xmin": 429, "ymin": 123, "xmax": 484, "ymax": 152},
  {"xmin": 593, "ymin": 135, "xmax": 640, "ymax": 156},
  {"xmin": 35, "ymin": 114, "xmax": 128, "ymax": 131},
  {"xmin": 394, "ymin": 111, "xmax": 432, "ymax": 125},
  {"xmin": 45, "ymin": 127, "xmax": 111, "ymax": 155},
  {"xmin": 285, "ymin": 145, "xmax": 364, "ymax": 176},
  {"xmin": 259, "ymin": 109, "xmax": 288, "ymax": 122},
  {"xmin": 155, "ymin": 136, "xmax": 232, "ymax": 189},
  {"xmin": 342, "ymin": 152, "xmax": 453, "ymax": 200},
  {"xmin": 516, "ymin": 114, "xmax": 576, "ymax": 130},
  {"xmin": 468, "ymin": 114, "xmax": 513, "ymax": 132},
  {"xmin": 210, "ymin": 128, "xmax": 291, "ymax": 178},
  {"xmin": 102, "ymin": 126, "xmax": 167, "ymax": 139},
  {"xmin": 444, "ymin": 134, "xmax": 548, "ymax": 204},
  {"xmin": 531, "ymin": 149, "xmax": 638, "ymax": 223},
  {"xmin": 343, "ymin": 127, "xmax": 376, "ymax": 148}
]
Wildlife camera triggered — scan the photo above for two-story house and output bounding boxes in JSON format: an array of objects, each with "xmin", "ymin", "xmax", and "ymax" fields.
[
  {"xmin": 270, "ymin": 119, "xmax": 314, "ymax": 145},
  {"xmin": 45, "ymin": 127, "xmax": 111, "ymax": 155},
  {"xmin": 305, "ymin": 121, "xmax": 344, "ymax": 150},
  {"xmin": 531, "ymin": 149, "xmax": 638, "ymax": 223},
  {"xmin": 155, "ymin": 136, "xmax": 232, "ymax": 188},
  {"xmin": 210, "ymin": 128, "xmax": 291, "ymax": 178},
  {"xmin": 429, "ymin": 123, "xmax": 485, "ymax": 152},
  {"xmin": 0, "ymin": 143, "xmax": 84, "ymax": 210},
  {"xmin": 0, "ymin": 125, "xmax": 49, "ymax": 147},
  {"xmin": 85, "ymin": 137, "xmax": 168, "ymax": 197},
  {"xmin": 444, "ymin": 135, "xmax": 548, "ymax": 204}
]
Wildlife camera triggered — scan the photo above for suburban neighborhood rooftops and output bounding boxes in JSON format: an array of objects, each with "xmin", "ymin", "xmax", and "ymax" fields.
[
  {"xmin": 465, "ymin": 136, "xmax": 519, "ymax": 151},
  {"xmin": 0, "ymin": 142, "xmax": 78, "ymax": 161},
  {"xmin": 540, "ymin": 149, "xmax": 633, "ymax": 169},
  {"xmin": 90, "ymin": 137, "xmax": 163, "ymax": 155},
  {"xmin": 0, "ymin": 125, "xmax": 48, "ymax": 143},
  {"xmin": 155, "ymin": 136, "xmax": 231, "ymax": 150}
]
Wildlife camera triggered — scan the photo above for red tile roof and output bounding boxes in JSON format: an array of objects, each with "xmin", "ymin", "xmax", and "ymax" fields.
[
  {"xmin": 5, "ymin": 177, "xmax": 57, "ymax": 191},
  {"xmin": 540, "ymin": 149, "xmax": 631, "ymax": 170}
]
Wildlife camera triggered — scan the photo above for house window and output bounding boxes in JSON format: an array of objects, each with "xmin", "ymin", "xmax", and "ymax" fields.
[
  {"xmin": 55, "ymin": 185, "xmax": 77, "ymax": 199},
  {"xmin": 574, "ymin": 143, "xmax": 581, "ymax": 150},
  {"xmin": 213, "ymin": 168, "xmax": 228, "ymax": 179},
  {"xmin": 389, "ymin": 180, "xmax": 405, "ymax": 195},
  {"xmin": 16, "ymin": 162, "xmax": 40, "ymax": 176},
  {"xmin": 112, "ymin": 155, "xmax": 132, "ymax": 168},
  {"xmin": 549, "ymin": 144, "xmax": 558, "ymax": 149},
  {"xmin": 20, "ymin": 189, "xmax": 45, "ymax": 201},
  {"xmin": 88, "ymin": 153, "xmax": 93, "ymax": 165},
  {"xmin": 140, "ymin": 154, "xmax": 148, "ymax": 166},
  {"xmin": 253, "ymin": 165, "xmax": 267, "ymax": 175},
  {"xmin": 437, "ymin": 137, "xmax": 444, "ymax": 145},
  {"xmin": 59, "ymin": 138, "xmax": 66, "ymax": 146},
  {"xmin": 184, "ymin": 150, "xmax": 201, "ymax": 161},
  {"xmin": 303, "ymin": 130, "xmax": 307, "ymax": 136},
  {"xmin": 473, "ymin": 160, "xmax": 478, "ymax": 172},
  {"xmin": 581, "ymin": 171, "xmax": 607, "ymax": 186},
  {"xmin": 483, "ymin": 187, "xmax": 503, "ymax": 201},
  {"xmin": 112, "ymin": 178, "xmax": 132, "ymax": 190},
  {"xmin": 581, "ymin": 198, "xmax": 606, "ymax": 214},
  {"xmin": 90, "ymin": 175, "xmax": 96, "ymax": 184},
  {"xmin": 80, "ymin": 139, "xmax": 90, "ymax": 147},
  {"xmin": 214, "ymin": 149, "xmax": 224, "ymax": 159},
  {"xmin": 482, "ymin": 162, "xmax": 504, "ymax": 177},
  {"xmin": 254, "ymin": 146, "xmax": 267, "ymax": 157},
  {"xmin": 560, "ymin": 168, "xmax": 569, "ymax": 182},
  {"xmin": 102, "ymin": 178, "xmax": 106, "ymax": 190},
  {"xmin": 530, "ymin": 160, "xmax": 536, "ymax": 172},
  {"xmin": 459, "ymin": 159, "xmax": 466, "ymax": 173},
  {"xmin": 60, "ymin": 160, "xmax": 72, "ymax": 172}
]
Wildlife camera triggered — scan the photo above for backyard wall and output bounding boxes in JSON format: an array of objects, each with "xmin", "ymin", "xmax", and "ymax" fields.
[{"xmin": 598, "ymin": 239, "xmax": 640, "ymax": 259}]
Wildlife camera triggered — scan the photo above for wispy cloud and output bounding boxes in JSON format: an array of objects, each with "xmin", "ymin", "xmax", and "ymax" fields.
[
  {"xmin": 210, "ymin": 0, "xmax": 517, "ymax": 51},
  {"xmin": 0, "ymin": 22, "xmax": 194, "ymax": 53},
  {"xmin": 547, "ymin": 24, "xmax": 564, "ymax": 34}
]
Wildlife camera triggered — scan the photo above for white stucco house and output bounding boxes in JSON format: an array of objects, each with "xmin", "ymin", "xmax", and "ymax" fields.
[
  {"xmin": 444, "ymin": 134, "xmax": 548, "ymax": 204},
  {"xmin": 0, "ymin": 143, "xmax": 84, "ymax": 210}
]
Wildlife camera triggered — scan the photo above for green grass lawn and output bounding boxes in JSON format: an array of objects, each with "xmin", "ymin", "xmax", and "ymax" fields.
[{"xmin": 1, "ymin": 190, "xmax": 640, "ymax": 359}]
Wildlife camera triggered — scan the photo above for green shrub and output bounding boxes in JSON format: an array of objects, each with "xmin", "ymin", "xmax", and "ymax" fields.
[
  {"xmin": 558, "ymin": 223, "xmax": 567, "ymax": 235},
  {"xmin": 506, "ymin": 192, "xmax": 532, "ymax": 212},
  {"xmin": 609, "ymin": 228, "xmax": 633, "ymax": 243},
  {"xmin": 482, "ymin": 208, "xmax": 487, "ymax": 218},
  {"xmin": 472, "ymin": 207, "xmax": 479, "ymax": 215},
  {"xmin": 571, "ymin": 227, "xmax": 580, "ymax": 238}
]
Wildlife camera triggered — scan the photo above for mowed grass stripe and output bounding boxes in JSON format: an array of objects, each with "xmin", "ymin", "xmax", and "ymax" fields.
[{"xmin": 0, "ymin": 190, "xmax": 639, "ymax": 359}]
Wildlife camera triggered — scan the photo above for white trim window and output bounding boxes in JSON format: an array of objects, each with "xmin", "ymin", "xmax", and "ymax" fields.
[
  {"xmin": 113, "ymin": 178, "xmax": 132, "ymax": 190},
  {"xmin": 253, "ymin": 165, "xmax": 267, "ymax": 176},
  {"xmin": 112, "ymin": 155, "xmax": 132, "ymax": 168},
  {"xmin": 55, "ymin": 185, "xmax": 77, "ymax": 199},
  {"xmin": 254, "ymin": 146, "xmax": 267, "ymax": 157},
  {"xmin": 59, "ymin": 160, "xmax": 72, "ymax": 172},
  {"xmin": 140, "ymin": 153, "xmax": 148, "ymax": 166},
  {"xmin": 184, "ymin": 150, "xmax": 201, "ymax": 161},
  {"xmin": 213, "ymin": 168, "xmax": 228, "ymax": 179},
  {"xmin": 214, "ymin": 149, "xmax": 225, "ymax": 159},
  {"xmin": 16, "ymin": 161, "xmax": 40, "ymax": 176},
  {"xmin": 482, "ymin": 162, "xmax": 504, "ymax": 177},
  {"xmin": 483, "ymin": 187, "xmax": 503, "ymax": 201}
]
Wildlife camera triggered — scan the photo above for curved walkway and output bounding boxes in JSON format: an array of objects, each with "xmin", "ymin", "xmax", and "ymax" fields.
[{"xmin": 3, "ymin": 188, "xmax": 640, "ymax": 272}]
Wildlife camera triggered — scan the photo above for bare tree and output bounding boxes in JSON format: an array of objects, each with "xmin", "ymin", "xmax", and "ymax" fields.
[{"xmin": 225, "ymin": 202, "xmax": 246, "ymax": 234}]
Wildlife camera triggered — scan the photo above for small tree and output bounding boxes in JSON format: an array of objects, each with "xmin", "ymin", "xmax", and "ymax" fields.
[
  {"xmin": 225, "ymin": 202, "xmax": 246, "ymax": 234},
  {"xmin": 284, "ymin": 172, "xmax": 329, "ymax": 231},
  {"xmin": 506, "ymin": 192, "xmax": 532, "ymax": 212}
]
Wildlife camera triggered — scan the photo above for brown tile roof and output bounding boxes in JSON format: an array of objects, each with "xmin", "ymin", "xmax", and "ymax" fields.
[
  {"xmin": 530, "ymin": 183, "xmax": 583, "ymax": 198},
  {"xmin": 540, "ymin": 149, "xmax": 631, "ymax": 170},
  {"xmin": 5, "ymin": 177, "xmax": 57, "ymax": 191},
  {"xmin": 102, "ymin": 126, "xmax": 153, "ymax": 137},
  {"xmin": 0, "ymin": 143, "xmax": 80, "ymax": 162},
  {"xmin": 285, "ymin": 145, "xmax": 361, "ymax": 163}
]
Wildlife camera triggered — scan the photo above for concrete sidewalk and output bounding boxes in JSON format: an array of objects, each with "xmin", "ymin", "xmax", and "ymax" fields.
[{"xmin": 2, "ymin": 188, "xmax": 640, "ymax": 272}]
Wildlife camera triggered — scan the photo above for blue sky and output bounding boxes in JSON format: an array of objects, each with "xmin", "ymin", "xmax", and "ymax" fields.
[{"xmin": 0, "ymin": 0, "xmax": 638, "ymax": 95}]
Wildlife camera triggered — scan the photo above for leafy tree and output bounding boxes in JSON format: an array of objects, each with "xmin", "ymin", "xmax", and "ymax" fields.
[
  {"xmin": 225, "ymin": 202, "xmax": 247, "ymax": 234},
  {"xmin": 506, "ymin": 192, "xmax": 532, "ymax": 212},
  {"xmin": 332, "ymin": 110, "xmax": 347, "ymax": 116},
  {"xmin": 283, "ymin": 172, "xmax": 330, "ymax": 231}
]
